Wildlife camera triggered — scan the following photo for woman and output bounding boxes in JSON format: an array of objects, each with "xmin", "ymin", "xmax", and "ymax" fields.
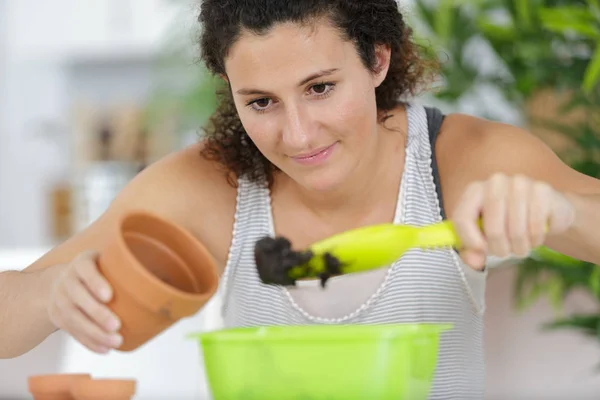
[{"xmin": 1, "ymin": 0, "xmax": 599, "ymax": 398}]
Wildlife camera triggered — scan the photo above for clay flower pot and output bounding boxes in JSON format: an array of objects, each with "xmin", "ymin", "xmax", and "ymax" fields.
[
  {"xmin": 70, "ymin": 378, "xmax": 136, "ymax": 400},
  {"xmin": 98, "ymin": 210, "xmax": 219, "ymax": 351},
  {"xmin": 28, "ymin": 374, "xmax": 91, "ymax": 400}
]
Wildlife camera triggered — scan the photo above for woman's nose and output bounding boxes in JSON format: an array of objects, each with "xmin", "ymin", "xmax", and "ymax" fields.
[{"xmin": 281, "ymin": 105, "xmax": 312, "ymax": 151}]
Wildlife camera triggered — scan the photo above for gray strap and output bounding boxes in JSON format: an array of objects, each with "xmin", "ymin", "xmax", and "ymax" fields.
[{"xmin": 424, "ymin": 106, "xmax": 446, "ymax": 219}]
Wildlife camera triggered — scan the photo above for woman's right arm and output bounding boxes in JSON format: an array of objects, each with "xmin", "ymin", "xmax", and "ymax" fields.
[{"xmin": 0, "ymin": 143, "xmax": 236, "ymax": 359}]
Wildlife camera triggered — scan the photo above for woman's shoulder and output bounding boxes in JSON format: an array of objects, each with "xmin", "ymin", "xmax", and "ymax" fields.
[
  {"xmin": 435, "ymin": 112, "xmax": 556, "ymax": 173},
  {"xmin": 123, "ymin": 140, "xmax": 238, "ymax": 209},
  {"xmin": 25, "ymin": 140, "xmax": 239, "ymax": 275},
  {"xmin": 152, "ymin": 140, "xmax": 239, "ymax": 193},
  {"xmin": 105, "ymin": 140, "xmax": 238, "ymax": 269},
  {"xmin": 434, "ymin": 112, "xmax": 563, "ymax": 215},
  {"xmin": 137, "ymin": 140, "xmax": 239, "ymax": 264}
]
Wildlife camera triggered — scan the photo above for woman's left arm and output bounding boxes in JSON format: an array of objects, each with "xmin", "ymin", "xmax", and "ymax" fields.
[
  {"xmin": 437, "ymin": 114, "xmax": 600, "ymax": 270},
  {"xmin": 554, "ymin": 192, "xmax": 600, "ymax": 263}
]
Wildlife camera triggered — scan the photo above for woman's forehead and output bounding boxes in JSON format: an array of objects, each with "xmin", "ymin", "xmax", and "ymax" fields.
[{"xmin": 224, "ymin": 21, "xmax": 356, "ymax": 88}]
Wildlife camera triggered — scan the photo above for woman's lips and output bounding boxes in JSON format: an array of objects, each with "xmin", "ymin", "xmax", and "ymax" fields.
[{"xmin": 291, "ymin": 143, "xmax": 337, "ymax": 166}]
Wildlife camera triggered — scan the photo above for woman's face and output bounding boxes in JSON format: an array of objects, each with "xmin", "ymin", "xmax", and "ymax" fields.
[{"xmin": 224, "ymin": 19, "xmax": 390, "ymax": 192}]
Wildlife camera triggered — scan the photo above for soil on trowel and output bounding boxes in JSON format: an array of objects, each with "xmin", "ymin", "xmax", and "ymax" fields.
[{"xmin": 254, "ymin": 236, "xmax": 343, "ymax": 288}]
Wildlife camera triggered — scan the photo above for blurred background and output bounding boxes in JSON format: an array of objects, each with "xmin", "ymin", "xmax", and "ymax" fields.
[{"xmin": 1, "ymin": 0, "xmax": 600, "ymax": 398}]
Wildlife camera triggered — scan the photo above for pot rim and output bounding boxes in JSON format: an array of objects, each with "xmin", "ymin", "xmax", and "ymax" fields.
[
  {"xmin": 28, "ymin": 373, "xmax": 92, "ymax": 393},
  {"xmin": 113, "ymin": 210, "xmax": 219, "ymax": 302},
  {"xmin": 70, "ymin": 378, "xmax": 137, "ymax": 397}
]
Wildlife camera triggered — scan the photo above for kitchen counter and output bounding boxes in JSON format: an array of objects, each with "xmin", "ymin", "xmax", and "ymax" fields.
[{"xmin": 0, "ymin": 247, "xmax": 224, "ymax": 399}]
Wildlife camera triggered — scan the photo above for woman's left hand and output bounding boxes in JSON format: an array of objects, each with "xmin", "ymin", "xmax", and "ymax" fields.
[{"xmin": 451, "ymin": 173, "xmax": 576, "ymax": 270}]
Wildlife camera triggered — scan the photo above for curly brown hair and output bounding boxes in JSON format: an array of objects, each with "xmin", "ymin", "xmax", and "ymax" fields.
[{"xmin": 198, "ymin": 0, "xmax": 438, "ymax": 187}]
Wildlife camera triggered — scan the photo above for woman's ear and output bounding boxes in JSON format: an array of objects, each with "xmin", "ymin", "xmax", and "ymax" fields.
[
  {"xmin": 373, "ymin": 44, "xmax": 391, "ymax": 87},
  {"xmin": 220, "ymin": 74, "xmax": 229, "ymax": 83}
]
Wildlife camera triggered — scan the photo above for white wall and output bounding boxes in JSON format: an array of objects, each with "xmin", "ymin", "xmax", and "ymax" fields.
[
  {"xmin": 0, "ymin": 0, "xmax": 185, "ymax": 247},
  {"xmin": 484, "ymin": 266, "xmax": 600, "ymax": 399},
  {"xmin": 0, "ymin": 0, "xmax": 9, "ymax": 244}
]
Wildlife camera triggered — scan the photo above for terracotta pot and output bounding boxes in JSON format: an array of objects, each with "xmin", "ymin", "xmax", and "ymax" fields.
[
  {"xmin": 28, "ymin": 374, "xmax": 91, "ymax": 400},
  {"xmin": 70, "ymin": 378, "xmax": 136, "ymax": 400},
  {"xmin": 98, "ymin": 210, "xmax": 219, "ymax": 351}
]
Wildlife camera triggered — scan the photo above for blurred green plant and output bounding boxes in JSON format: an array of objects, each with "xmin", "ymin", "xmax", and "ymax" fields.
[
  {"xmin": 143, "ymin": 2, "xmax": 224, "ymax": 140},
  {"xmin": 412, "ymin": 0, "xmax": 600, "ymax": 345},
  {"xmin": 412, "ymin": 0, "xmax": 600, "ymax": 100}
]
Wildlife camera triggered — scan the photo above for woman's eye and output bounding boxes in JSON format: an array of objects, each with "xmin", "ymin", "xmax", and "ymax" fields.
[
  {"xmin": 247, "ymin": 83, "xmax": 335, "ymax": 113},
  {"xmin": 249, "ymin": 98, "xmax": 272, "ymax": 111},
  {"xmin": 309, "ymin": 83, "xmax": 335, "ymax": 96}
]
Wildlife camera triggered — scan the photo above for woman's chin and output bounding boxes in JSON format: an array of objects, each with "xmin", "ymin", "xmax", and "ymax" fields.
[{"xmin": 296, "ymin": 170, "xmax": 348, "ymax": 193}]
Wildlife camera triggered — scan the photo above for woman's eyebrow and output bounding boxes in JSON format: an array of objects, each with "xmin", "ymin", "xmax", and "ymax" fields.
[{"xmin": 236, "ymin": 68, "xmax": 340, "ymax": 96}]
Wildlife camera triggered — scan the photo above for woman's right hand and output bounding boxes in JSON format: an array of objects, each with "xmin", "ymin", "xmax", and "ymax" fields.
[{"xmin": 47, "ymin": 251, "xmax": 123, "ymax": 353}]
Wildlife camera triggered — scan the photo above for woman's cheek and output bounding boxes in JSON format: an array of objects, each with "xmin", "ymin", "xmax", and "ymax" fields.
[
  {"xmin": 245, "ymin": 119, "xmax": 280, "ymax": 152},
  {"xmin": 327, "ymin": 95, "xmax": 374, "ymax": 140}
]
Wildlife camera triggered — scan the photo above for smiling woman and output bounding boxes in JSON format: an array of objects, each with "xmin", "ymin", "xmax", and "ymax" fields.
[
  {"xmin": 2, "ymin": 1, "xmax": 600, "ymax": 399},
  {"xmin": 199, "ymin": 3, "xmax": 434, "ymax": 190}
]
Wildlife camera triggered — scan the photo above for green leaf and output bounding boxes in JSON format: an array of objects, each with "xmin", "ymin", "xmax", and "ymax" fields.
[
  {"xmin": 477, "ymin": 18, "xmax": 517, "ymax": 42},
  {"xmin": 583, "ymin": 43, "xmax": 600, "ymax": 93},
  {"xmin": 547, "ymin": 276, "xmax": 566, "ymax": 314},
  {"xmin": 514, "ymin": 0, "xmax": 533, "ymax": 29},
  {"xmin": 532, "ymin": 247, "xmax": 587, "ymax": 268},
  {"xmin": 539, "ymin": 6, "xmax": 599, "ymax": 38},
  {"xmin": 557, "ymin": 93, "xmax": 593, "ymax": 114},
  {"xmin": 434, "ymin": 1, "xmax": 455, "ymax": 44},
  {"xmin": 411, "ymin": 0, "xmax": 436, "ymax": 36},
  {"xmin": 590, "ymin": 267, "xmax": 600, "ymax": 299},
  {"xmin": 543, "ymin": 314, "xmax": 600, "ymax": 337}
]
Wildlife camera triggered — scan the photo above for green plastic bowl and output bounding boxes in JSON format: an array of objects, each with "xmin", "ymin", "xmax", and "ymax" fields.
[{"xmin": 188, "ymin": 323, "xmax": 452, "ymax": 400}]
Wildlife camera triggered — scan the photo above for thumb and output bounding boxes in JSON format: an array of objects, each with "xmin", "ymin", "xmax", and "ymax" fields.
[
  {"xmin": 549, "ymin": 192, "xmax": 577, "ymax": 235},
  {"xmin": 459, "ymin": 249, "xmax": 487, "ymax": 271}
]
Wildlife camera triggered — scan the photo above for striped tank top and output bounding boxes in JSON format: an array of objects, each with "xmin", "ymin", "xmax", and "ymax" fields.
[{"xmin": 219, "ymin": 103, "xmax": 488, "ymax": 399}]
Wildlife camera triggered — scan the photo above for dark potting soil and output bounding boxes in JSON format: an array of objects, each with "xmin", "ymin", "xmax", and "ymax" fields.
[{"xmin": 254, "ymin": 236, "xmax": 343, "ymax": 288}]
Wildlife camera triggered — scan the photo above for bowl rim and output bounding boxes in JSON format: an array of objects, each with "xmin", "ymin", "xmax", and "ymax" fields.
[{"xmin": 187, "ymin": 323, "xmax": 453, "ymax": 343}]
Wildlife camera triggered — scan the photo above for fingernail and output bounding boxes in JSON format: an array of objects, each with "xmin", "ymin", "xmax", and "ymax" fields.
[
  {"xmin": 99, "ymin": 288, "xmax": 112, "ymax": 302},
  {"xmin": 111, "ymin": 334, "xmax": 123, "ymax": 347},
  {"xmin": 97, "ymin": 346, "xmax": 110, "ymax": 354},
  {"xmin": 108, "ymin": 318, "xmax": 121, "ymax": 332}
]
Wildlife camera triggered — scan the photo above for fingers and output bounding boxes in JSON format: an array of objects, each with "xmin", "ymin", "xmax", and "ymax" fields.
[
  {"xmin": 65, "ymin": 272, "xmax": 121, "ymax": 333},
  {"xmin": 452, "ymin": 181, "xmax": 487, "ymax": 270},
  {"xmin": 48, "ymin": 251, "xmax": 122, "ymax": 354},
  {"xmin": 452, "ymin": 173, "xmax": 572, "ymax": 270},
  {"xmin": 507, "ymin": 175, "xmax": 531, "ymax": 257},
  {"xmin": 55, "ymin": 286, "xmax": 120, "ymax": 353},
  {"xmin": 73, "ymin": 251, "xmax": 113, "ymax": 303},
  {"xmin": 483, "ymin": 174, "xmax": 510, "ymax": 258},
  {"xmin": 548, "ymin": 186, "xmax": 577, "ymax": 235},
  {"xmin": 529, "ymin": 181, "xmax": 552, "ymax": 247},
  {"xmin": 459, "ymin": 249, "xmax": 487, "ymax": 270},
  {"xmin": 452, "ymin": 182, "xmax": 486, "ymax": 249}
]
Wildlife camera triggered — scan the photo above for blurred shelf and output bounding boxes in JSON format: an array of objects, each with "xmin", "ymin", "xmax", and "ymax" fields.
[{"xmin": 64, "ymin": 42, "xmax": 161, "ymax": 66}]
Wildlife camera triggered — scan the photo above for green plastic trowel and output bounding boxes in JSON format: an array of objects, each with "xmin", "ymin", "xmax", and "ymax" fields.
[{"xmin": 254, "ymin": 220, "xmax": 465, "ymax": 286}]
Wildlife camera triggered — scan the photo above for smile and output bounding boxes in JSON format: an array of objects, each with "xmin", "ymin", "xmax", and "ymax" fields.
[{"xmin": 291, "ymin": 143, "xmax": 338, "ymax": 166}]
